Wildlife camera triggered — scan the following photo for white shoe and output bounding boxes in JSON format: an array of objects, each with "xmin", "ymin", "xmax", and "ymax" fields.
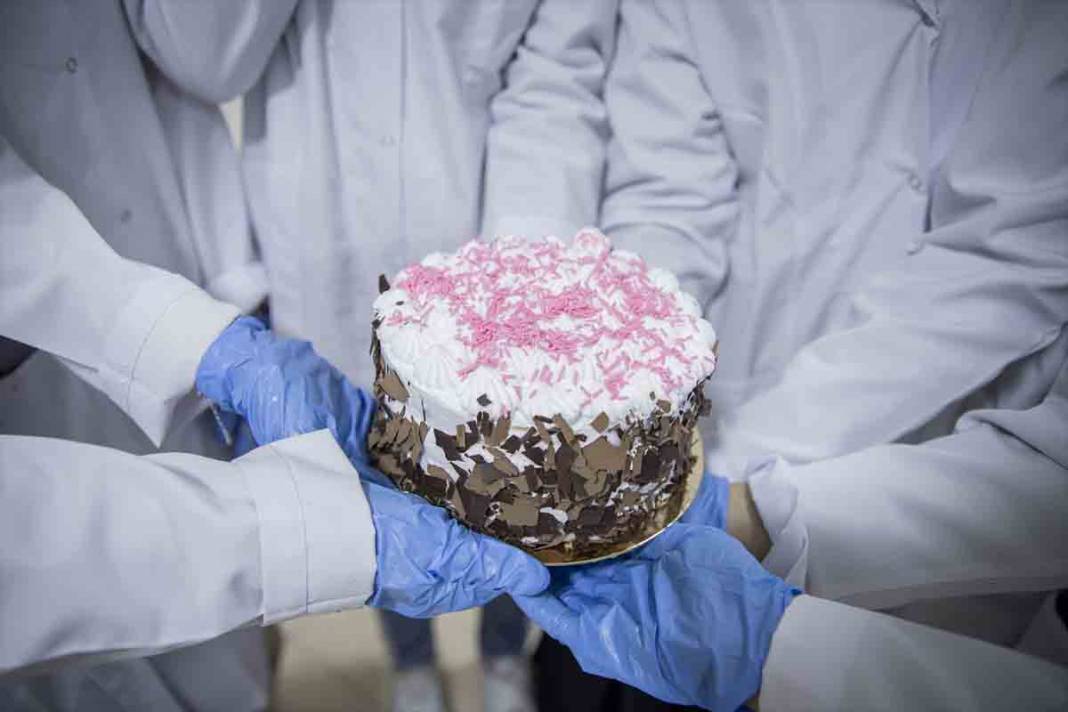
[
  {"xmin": 482, "ymin": 655, "xmax": 535, "ymax": 712},
  {"xmin": 391, "ymin": 665, "xmax": 447, "ymax": 712}
]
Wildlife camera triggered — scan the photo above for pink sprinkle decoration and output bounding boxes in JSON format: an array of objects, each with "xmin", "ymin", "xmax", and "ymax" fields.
[{"xmin": 389, "ymin": 232, "xmax": 714, "ymax": 404}]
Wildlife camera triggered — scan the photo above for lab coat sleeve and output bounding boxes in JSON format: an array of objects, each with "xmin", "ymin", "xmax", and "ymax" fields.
[
  {"xmin": 711, "ymin": 2, "xmax": 1068, "ymax": 466},
  {"xmin": 122, "ymin": 1, "xmax": 298, "ymax": 104},
  {"xmin": 599, "ymin": 0, "xmax": 739, "ymax": 308},
  {"xmin": 0, "ymin": 430, "xmax": 376, "ymax": 676},
  {"xmin": 761, "ymin": 596, "xmax": 1068, "ymax": 711},
  {"xmin": 481, "ymin": 0, "xmax": 618, "ymax": 239},
  {"xmin": 755, "ymin": 355, "xmax": 1068, "ymax": 610},
  {"xmin": 0, "ymin": 140, "xmax": 240, "ymax": 445}
]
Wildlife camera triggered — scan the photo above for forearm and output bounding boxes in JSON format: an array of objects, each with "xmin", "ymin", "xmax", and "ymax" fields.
[
  {"xmin": 0, "ymin": 146, "xmax": 238, "ymax": 444},
  {"xmin": 601, "ymin": 0, "xmax": 738, "ymax": 308},
  {"xmin": 727, "ymin": 482, "xmax": 771, "ymax": 561},
  {"xmin": 0, "ymin": 430, "xmax": 375, "ymax": 675},
  {"xmin": 481, "ymin": 0, "xmax": 618, "ymax": 238},
  {"xmin": 761, "ymin": 596, "xmax": 1068, "ymax": 710}
]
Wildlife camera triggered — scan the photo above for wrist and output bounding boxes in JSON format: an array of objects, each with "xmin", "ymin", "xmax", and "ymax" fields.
[{"xmin": 726, "ymin": 482, "xmax": 772, "ymax": 560}]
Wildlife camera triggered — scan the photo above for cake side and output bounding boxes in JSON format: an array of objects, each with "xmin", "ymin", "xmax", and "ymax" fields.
[
  {"xmin": 369, "ymin": 324, "xmax": 710, "ymax": 551},
  {"xmin": 368, "ymin": 230, "xmax": 717, "ymax": 553}
]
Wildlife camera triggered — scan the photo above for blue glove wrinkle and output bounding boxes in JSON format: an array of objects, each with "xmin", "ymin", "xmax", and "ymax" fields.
[
  {"xmin": 516, "ymin": 524, "xmax": 798, "ymax": 711},
  {"xmin": 364, "ymin": 479, "xmax": 548, "ymax": 618},
  {"xmin": 680, "ymin": 472, "xmax": 731, "ymax": 529},
  {"xmin": 196, "ymin": 316, "xmax": 378, "ymax": 471}
]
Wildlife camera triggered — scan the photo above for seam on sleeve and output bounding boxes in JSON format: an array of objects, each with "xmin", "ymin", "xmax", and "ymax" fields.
[
  {"xmin": 122, "ymin": 285, "xmax": 199, "ymax": 413},
  {"xmin": 269, "ymin": 440, "xmax": 312, "ymax": 616}
]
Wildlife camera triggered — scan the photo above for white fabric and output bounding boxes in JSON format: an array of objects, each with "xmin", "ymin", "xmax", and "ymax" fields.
[
  {"xmin": 481, "ymin": 1, "xmax": 618, "ymax": 240},
  {"xmin": 194, "ymin": 0, "xmax": 617, "ymax": 390},
  {"xmin": 0, "ymin": 3, "xmax": 268, "ymax": 708},
  {"xmin": 779, "ymin": 356, "xmax": 1068, "ymax": 610},
  {"xmin": 762, "ymin": 596, "xmax": 1068, "ymax": 711},
  {"xmin": 0, "ymin": 0, "xmax": 267, "ymax": 448},
  {"xmin": 605, "ymin": 0, "xmax": 1068, "ymax": 646},
  {"xmin": 0, "ymin": 429, "xmax": 376, "ymax": 677},
  {"xmin": 0, "ymin": 147, "xmax": 239, "ymax": 446}
]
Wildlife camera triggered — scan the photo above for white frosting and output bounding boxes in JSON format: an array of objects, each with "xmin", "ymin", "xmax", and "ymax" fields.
[{"xmin": 374, "ymin": 229, "xmax": 717, "ymax": 429}]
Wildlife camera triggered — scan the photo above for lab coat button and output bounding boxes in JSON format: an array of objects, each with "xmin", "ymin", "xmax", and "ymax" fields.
[
  {"xmin": 906, "ymin": 240, "xmax": 923, "ymax": 255},
  {"xmin": 65, "ymin": 57, "xmax": 78, "ymax": 74},
  {"xmin": 120, "ymin": 209, "xmax": 132, "ymax": 224},
  {"xmin": 907, "ymin": 173, "xmax": 924, "ymax": 192}
]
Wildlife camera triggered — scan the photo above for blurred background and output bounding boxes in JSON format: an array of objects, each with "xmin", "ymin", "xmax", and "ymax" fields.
[{"xmin": 273, "ymin": 608, "xmax": 537, "ymax": 711}]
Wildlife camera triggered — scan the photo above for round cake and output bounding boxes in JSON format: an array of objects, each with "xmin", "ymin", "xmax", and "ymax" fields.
[{"xmin": 368, "ymin": 229, "xmax": 717, "ymax": 555}]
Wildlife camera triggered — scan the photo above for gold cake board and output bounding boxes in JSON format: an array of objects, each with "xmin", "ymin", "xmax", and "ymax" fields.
[{"xmin": 533, "ymin": 432, "xmax": 704, "ymax": 567}]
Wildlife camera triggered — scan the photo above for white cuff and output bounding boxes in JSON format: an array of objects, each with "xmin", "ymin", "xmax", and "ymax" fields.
[
  {"xmin": 207, "ymin": 261, "xmax": 269, "ymax": 313},
  {"xmin": 235, "ymin": 430, "xmax": 376, "ymax": 625},
  {"xmin": 101, "ymin": 272, "xmax": 239, "ymax": 445},
  {"xmin": 747, "ymin": 457, "xmax": 808, "ymax": 588},
  {"xmin": 482, "ymin": 213, "xmax": 583, "ymax": 241}
]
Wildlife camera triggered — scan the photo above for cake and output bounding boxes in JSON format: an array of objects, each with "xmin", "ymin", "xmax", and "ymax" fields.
[{"xmin": 368, "ymin": 229, "xmax": 717, "ymax": 556}]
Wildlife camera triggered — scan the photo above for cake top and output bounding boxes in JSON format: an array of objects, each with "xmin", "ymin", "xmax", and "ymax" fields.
[{"xmin": 373, "ymin": 229, "xmax": 717, "ymax": 427}]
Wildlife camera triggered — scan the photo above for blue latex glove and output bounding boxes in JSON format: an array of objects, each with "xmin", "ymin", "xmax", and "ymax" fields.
[
  {"xmin": 196, "ymin": 316, "xmax": 376, "ymax": 469},
  {"xmin": 515, "ymin": 524, "xmax": 800, "ymax": 711},
  {"xmin": 359, "ymin": 474, "xmax": 550, "ymax": 617},
  {"xmin": 680, "ymin": 472, "xmax": 731, "ymax": 528}
]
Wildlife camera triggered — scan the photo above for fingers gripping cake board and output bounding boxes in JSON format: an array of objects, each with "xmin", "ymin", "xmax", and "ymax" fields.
[{"xmin": 369, "ymin": 229, "xmax": 717, "ymax": 563}]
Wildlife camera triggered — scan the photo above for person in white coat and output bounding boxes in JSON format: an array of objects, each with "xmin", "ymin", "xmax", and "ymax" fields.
[
  {"xmin": 0, "ymin": 1, "xmax": 272, "ymax": 708},
  {"xmin": 0, "ymin": 422, "xmax": 549, "ymax": 677},
  {"xmin": 0, "ymin": 3, "xmax": 547, "ymax": 708},
  {"xmin": 123, "ymin": 3, "xmax": 619, "ymax": 709},
  {"xmin": 0, "ymin": 136, "xmax": 549, "ymax": 706},
  {"xmin": 600, "ymin": 0, "xmax": 1068, "ymax": 668}
]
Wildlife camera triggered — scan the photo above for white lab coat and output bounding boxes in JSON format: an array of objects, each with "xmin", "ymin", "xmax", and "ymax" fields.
[
  {"xmin": 0, "ymin": 0, "xmax": 266, "ymax": 452},
  {"xmin": 604, "ymin": 0, "xmax": 1068, "ymax": 700},
  {"xmin": 0, "ymin": 2, "xmax": 271, "ymax": 708},
  {"xmin": 0, "ymin": 430, "xmax": 375, "ymax": 677},
  {"xmin": 763, "ymin": 596, "xmax": 1068, "ymax": 710},
  {"xmin": 206, "ymin": 0, "xmax": 616, "ymax": 388}
]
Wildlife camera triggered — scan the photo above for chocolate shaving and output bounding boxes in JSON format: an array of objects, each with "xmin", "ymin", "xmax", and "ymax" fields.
[
  {"xmin": 379, "ymin": 370, "xmax": 410, "ymax": 402},
  {"xmin": 639, "ymin": 450, "xmax": 661, "ymax": 483},
  {"xmin": 501, "ymin": 435, "xmax": 522, "ymax": 453},
  {"xmin": 433, "ymin": 429, "xmax": 461, "ymax": 461},
  {"xmin": 477, "ymin": 394, "xmax": 491, "ymax": 407},
  {"xmin": 422, "ymin": 474, "xmax": 448, "ymax": 498},
  {"xmin": 553, "ymin": 415, "xmax": 576, "ymax": 444},
  {"xmin": 490, "ymin": 414, "xmax": 511, "ymax": 447},
  {"xmin": 582, "ymin": 437, "xmax": 627, "ymax": 472},
  {"xmin": 426, "ymin": 464, "xmax": 451, "ymax": 481},
  {"xmin": 555, "ymin": 441, "xmax": 577, "ymax": 475},
  {"xmin": 578, "ymin": 507, "xmax": 605, "ymax": 526},
  {"xmin": 499, "ymin": 496, "xmax": 540, "ymax": 527},
  {"xmin": 591, "ymin": 412, "xmax": 610, "ymax": 433},
  {"xmin": 378, "ymin": 274, "xmax": 390, "ymax": 294},
  {"xmin": 490, "ymin": 450, "xmax": 519, "ymax": 476}
]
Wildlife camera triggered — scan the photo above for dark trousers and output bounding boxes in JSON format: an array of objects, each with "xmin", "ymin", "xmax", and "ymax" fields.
[
  {"xmin": 533, "ymin": 634, "xmax": 703, "ymax": 712},
  {"xmin": 379, "ymin": 595, "xmax": 529, "ymax": 670}
]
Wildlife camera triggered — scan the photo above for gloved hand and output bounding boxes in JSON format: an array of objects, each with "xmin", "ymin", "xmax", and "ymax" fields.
[
  {"xmin": 359, "ymin": 475, "xmax": 550, "ymax": 617},
  {"xmin": 680, "ymin": 472, "xmax": 731, "ymax": 528},
  {"xmin": 515, "ymin": 524, "xmax": 800, "ymax": 711},
  {"xmin": 196, "ymin": 316, "xmax": 376, "ymax": 467}
]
